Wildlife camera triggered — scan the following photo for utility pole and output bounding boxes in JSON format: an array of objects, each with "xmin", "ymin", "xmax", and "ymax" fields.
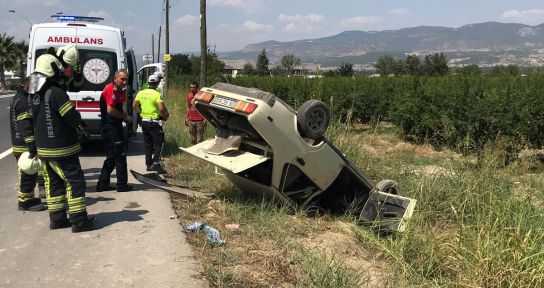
[
  {"xmin": 152, "ymin": 34, "xmax": 155, "ymax": 63},
  {"xmin": 164, "ymin": 0, "xmax": 170, "ymax": 93},
  {"xmin": 157, "ymin": 26, "xmax": 162, "ymax": 64},
  {"xmin": 200, "ymin": 0, "xmax": 207, "ymax": 86}
]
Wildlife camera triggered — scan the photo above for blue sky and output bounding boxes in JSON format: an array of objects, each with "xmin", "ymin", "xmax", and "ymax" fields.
[{"xmin": 2, "ymin": 0, "xmax": 544, "ymax": 55}]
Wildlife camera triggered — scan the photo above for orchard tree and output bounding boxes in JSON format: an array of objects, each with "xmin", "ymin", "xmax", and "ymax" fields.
[
  {"xmin": 374, "ymin": 54, "xmax": 397, "ymax": 76},
  {"xmin": 405, "ymin": 54, "xmax": 421, "ymax": 76},
  {"xmin": 256, "ymin": 49, "xmax": 269, "ymax": 76},
  {"xmin": 489, "ymin": 65, "xmax": 520, "ymax": 76},
  {"xmin": 422, "ymin": 53, "xmax": 449, "ymax": 76},
  {"xmin": 270, "ymin": 65, "xmax": 286, "ymax": 76},
  {"xmin": 170, "ymin": 53, "xmax": 193, "ymax": 75},
  {"xmin": 393, "ymin": 59, "xmax": 406, "ymax": 76},
  {"xmin": 458, "ymin": 64, "xmax": 482, "ymax": 76},
  {"xmin": 280, "ymin": 54, "xmax": 300, "ymax": 75},
  {"xmin": 190, "ymin": 48, "xmax": 225, "ymax": 77},
  {"xmin": 241, "ymin": 62, "xmax": 255, "ymax": 75},
  {"xmin": 337, "ymin": 62, "xmax": 354, "ymax": 77}
]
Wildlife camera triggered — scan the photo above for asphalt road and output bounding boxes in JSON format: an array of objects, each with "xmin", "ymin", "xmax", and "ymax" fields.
[
  {"xmin": 0, "ymin": 96, "xmax": 14, "ymax": 153},
  {"xmin": 0, "ymin": 94, "xmax": 207, "ymax": 288}
]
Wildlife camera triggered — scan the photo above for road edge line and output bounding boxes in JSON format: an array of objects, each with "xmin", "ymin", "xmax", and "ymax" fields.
[{"xmin": 0, "ymin": 148, "xmax": 13, "ymax": 160}]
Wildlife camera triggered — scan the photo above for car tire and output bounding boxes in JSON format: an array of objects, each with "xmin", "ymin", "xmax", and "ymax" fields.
[
  {"xmin": 375, "ymin": 179, "xmax": 400, "ymax": 195},
  {"xmin": 297, "ymin": 99, "xmax": 330, "ymax": 140}
]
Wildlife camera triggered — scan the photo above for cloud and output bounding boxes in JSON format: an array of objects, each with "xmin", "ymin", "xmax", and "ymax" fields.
[
  {"xmin": 242, "ymin": 20, "xmax": 274, "ymax": 32},
  {"xmin": 277, "ymin": 13, "xmax": 324, "ymax": 34},
  {"xmin": 388, "ymin": 8, "xmax": 409, "ymax": 16},
  {"xmin": 0, "ymin": 0, "xmax": 60, "ymax": 7},
  {"xmin": 209, "ymin": 0, "xmax": 264, "ymax": 13},
  {"xmin": 339, "ymin": 16, "xmax": 383, "ymax": 30},
  {"xmin": 501, "ymin": 9, "xmax": 544, "ymax": 26},
  {"xmin": 87, "ymin": 10, "xmax": 125, "ymax": 31},
  {"xmin": 278, "ymin": 14, "xmax": 323, "ymax": 23},
  {"xmin": 175, "ymin": 15, "xmax": 198, "ymax": 27}
]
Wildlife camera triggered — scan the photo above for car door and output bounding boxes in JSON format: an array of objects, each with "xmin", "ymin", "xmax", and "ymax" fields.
[{"xmin": 125, "ymin": 48, "xmax": 138, "ymax": 132}]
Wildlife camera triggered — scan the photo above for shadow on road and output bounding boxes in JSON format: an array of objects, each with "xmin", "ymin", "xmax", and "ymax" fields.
[
  {"xmin": 79, "ymin": 135, "xmax": 144, "ymax": 158},
  {"xmin": 86, "ymin": 196, "xmax": 116, "ymax": 206},
  {"xmin": 93, "ymin": 209, "xmax": 149, "ymax": 229}
]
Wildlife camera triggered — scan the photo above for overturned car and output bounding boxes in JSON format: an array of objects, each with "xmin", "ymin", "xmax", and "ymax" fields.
[{"xmin": 181, "ymin": 83, "xmax": 416, "ymax": 233}]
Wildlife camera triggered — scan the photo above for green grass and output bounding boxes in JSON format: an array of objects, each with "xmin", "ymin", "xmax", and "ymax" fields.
[{"xmin": 163, "ymin": 84, "xmax": 544, "ymax": 288}]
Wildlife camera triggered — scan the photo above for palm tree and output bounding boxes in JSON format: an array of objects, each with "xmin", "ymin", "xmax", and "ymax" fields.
[
  {"xmin": 0, "ymin": 33, "xmax": 16, "ymax": 90},
  {"xmin": 13, "ymin": 40, "xmax": 28, "ymax": 79}
]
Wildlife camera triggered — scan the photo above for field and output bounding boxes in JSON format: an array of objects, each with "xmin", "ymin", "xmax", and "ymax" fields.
[{"xmin": 161, "ymin": 78, "xmax": 544, "ymax": 287}]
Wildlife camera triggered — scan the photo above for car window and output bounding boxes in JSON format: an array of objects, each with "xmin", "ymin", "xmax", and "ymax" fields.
[{"xmin": 137, "ymin": 67, "xmax": 157, "ymax": 89}]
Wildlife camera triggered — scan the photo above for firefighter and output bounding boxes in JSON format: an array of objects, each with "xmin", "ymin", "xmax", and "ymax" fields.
[
  {"xmin": 132, "ymin": 74, "xmax": 169, "ymax": 173},
  {"xmin": 30, "ymin": 52, "xmax": 95, "ymax": 232},
  {"xmin": 54, "ymin": 44, "xmax": 85, "ymax": 92},
  {"xmin": 96, "ymin": 69, "xmax": 133, "ymax": 192},
  {"xmin": 9, "ymin": 76, "xmax": 46, "ymax": 211}
]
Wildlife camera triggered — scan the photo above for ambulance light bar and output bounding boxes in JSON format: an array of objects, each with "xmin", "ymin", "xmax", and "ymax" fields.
[{"xmin": 52, "ymin": 16, "xmax": 104, "ymax": 23}]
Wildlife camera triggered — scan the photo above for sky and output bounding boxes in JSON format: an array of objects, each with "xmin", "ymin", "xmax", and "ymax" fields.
[{"xmin": 2, "ymin": 0, "xmax": 544, "ymax": 56}]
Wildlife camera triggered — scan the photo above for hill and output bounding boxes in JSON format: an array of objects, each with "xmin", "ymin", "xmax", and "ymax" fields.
[{"xmin": 219, "ymin": 22, "xmax": 544, "ymax": 67}]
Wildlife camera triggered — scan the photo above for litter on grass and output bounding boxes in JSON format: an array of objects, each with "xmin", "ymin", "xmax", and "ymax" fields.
[{"xmin": 184, "ymin": 221, "xmax": 226, "ymax": 246}]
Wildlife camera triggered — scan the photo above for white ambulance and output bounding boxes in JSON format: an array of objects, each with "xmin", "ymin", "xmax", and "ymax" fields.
[{"xmin": 26, "ymin": 16, "xmax": 139, "ymax": 137}]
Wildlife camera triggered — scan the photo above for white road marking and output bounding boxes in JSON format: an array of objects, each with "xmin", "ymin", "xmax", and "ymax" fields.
[
  {"xmin": 0, "ymin": 94, "xmax": 14, "ymax": 99},
  {"xmin": 0, "ymin": 148, "xmax": 13, "ymax": 160}
]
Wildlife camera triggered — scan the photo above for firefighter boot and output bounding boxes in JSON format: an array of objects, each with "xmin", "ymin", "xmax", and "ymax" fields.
[
  {"xmin": 72, "ymin": 216, "xmax": 96, "ymax": 233},
  {"xmin": 18, "ymin": 198, "xmax": 47, "ymax": 212},
  {"xmin": 50, "ymin": 218, "xmax": 71, "ymax": 230}
]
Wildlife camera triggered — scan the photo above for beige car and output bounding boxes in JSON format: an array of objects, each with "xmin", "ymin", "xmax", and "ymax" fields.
[{"xmin": 181, "ymin": 83, "xmax": 416, "ymax": 233}]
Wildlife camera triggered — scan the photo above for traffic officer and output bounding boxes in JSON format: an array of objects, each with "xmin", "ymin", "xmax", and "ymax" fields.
[
  {"xmin": 96, "ymin": 69, "xmax": 133, "ymax": 192},
  {"xmin": 30, "ymin": 52, "xmax": 95, "ymax": 232},
  {"xmin": 9, "ymin": 76, "xmax": 46, "ymax": 211},
  {"xmin": 132, "ymin": 74, "xmax": 169, "ymax": 173}
]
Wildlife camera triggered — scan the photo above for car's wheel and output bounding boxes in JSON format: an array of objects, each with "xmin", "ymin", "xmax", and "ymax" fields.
[
  {"xmin": 297, "ymin": 100, "xmax": 330, "ymax": 140},
  {"xmin": 375, "ymin": 179, "xmax": 400, "ymax": 195}
]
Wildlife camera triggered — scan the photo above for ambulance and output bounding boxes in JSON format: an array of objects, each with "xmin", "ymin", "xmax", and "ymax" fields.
[{"xmin": 26, "ymin": 16, "xmax": 139, "ymax": 138}]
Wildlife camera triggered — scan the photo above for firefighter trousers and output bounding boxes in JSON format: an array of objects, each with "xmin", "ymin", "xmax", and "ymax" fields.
[
  {"xmin": 42, "ymin": 156, "xmax": 87, "ymax": 224},
  {"xmin": 141, "ymin": 121, "xmax": 164, "ymax": 166}
]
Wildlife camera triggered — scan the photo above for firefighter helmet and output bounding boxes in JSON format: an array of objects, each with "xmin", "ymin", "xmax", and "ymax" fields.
[
  {"xmin": 56, "ymin": 44, "xmax": 79, "ymax": 67},
  {"xmin": 35, "ymin": 54, "xmax": 64, "ymax": 78},
  {"xmin": 18, "ymin": 152, "xmax": 42, "ymax": 175}
]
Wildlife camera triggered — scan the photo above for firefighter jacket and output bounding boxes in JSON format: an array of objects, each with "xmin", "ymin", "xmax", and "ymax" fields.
[
  {"xmin": 31, "ymin": 82, "xmax": 82, "ymax": 160},
  {"xmin": 10, "ymin": 88, "xmax": 35, "ymax": 155}
]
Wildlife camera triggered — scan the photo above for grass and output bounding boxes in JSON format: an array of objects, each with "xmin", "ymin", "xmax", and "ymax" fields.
[{"xmin": 161, "ymin": 84, "xmax": 544, "ymax": 287}]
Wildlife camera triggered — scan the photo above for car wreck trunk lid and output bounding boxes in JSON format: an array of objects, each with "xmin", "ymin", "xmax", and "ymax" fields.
[{"xmin": 180, "ymin": 138, "xmax": 270, "ymax": 174}]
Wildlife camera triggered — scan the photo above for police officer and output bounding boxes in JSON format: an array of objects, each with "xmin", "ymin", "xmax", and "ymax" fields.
[
  {"xmin": 133, "ymin": 74, "xmax": 169, "ymax": 173},
  {"xmin": 30, "ymin": 51, "xmax": 95, "ymax": 232},
  {"xmin": 96, "ymin": 69, "xmax": 133, "ymax": 192},
  {"xmin": 9, "ymin": 76, "xmax": 46, "ymax": 211}
]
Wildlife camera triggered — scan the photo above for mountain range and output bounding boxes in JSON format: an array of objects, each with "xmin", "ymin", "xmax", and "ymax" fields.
[{"xmin": 218, "ymin": 22, "xmax": 544, "ymax": 68}]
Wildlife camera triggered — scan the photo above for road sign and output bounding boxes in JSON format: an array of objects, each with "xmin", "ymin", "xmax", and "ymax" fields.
[
  {"xmin": 143, "ymin": 54, "xmax": 152, "ymax": 61},
  {"xmin": 164, "ymin": 54, "xmax": 171, "ymax": 62}
]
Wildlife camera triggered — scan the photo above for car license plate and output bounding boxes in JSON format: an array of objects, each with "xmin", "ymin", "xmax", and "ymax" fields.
[{"xmin": 211, "ymin": 96, "xmax": 237, "ymax": 108}]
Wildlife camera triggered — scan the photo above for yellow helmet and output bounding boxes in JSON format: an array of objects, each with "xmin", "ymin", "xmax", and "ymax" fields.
[
  {"xmin": 18, "ymin": 152, "xmax": 42, "ymax": 175},
  {"xmin": 56, "ymin": 44, "xmax": 79, "ymax": 67},
  {"xmin": 35, "ymin": 54, "xmax": 64, "ymax": 77}
]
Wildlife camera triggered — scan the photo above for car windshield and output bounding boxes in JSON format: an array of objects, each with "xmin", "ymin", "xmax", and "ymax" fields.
[{"xmin": 35, "ymin": 48, "xmax": 118, "ymax": 92}]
